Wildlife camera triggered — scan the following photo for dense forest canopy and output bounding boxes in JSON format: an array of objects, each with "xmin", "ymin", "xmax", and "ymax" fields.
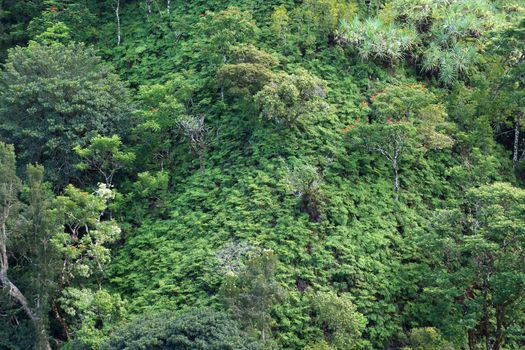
[{"xmin": 0, "ymin": 0, "xmax": 525, "ymax": 349}]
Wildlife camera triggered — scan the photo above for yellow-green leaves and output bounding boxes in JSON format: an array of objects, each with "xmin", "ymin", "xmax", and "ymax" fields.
[
  {"xmin": 74, "ymin": 135, "xmax": 135, "ymax": 187},
  {"xmin": 255, "ymin": 69, "xmax": 328, "ymax": 126}
]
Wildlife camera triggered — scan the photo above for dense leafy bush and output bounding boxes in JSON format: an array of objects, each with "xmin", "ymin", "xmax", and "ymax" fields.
[{"xmin": 102, "ymin": 308, "xmax": 261, "ymax": 350}]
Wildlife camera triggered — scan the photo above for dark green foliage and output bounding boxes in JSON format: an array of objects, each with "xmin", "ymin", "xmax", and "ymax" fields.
[
  {"xmin": 0, "ymin": 41, "xmax": 133, "ymax": 186},
  {"xmin": 27, "ymin": 1, "xmax": 97, "ymax": 44},
  {"xmin": 415, "ymin": 183, "xmax": 525, "ymax": 349},
  {"xmin": 0, "ymin": 0, "xmax": 44, "ymax": 59},
  {"xmin": 102, "ymin": 308, "xmax": 261, "ymax": 350}
]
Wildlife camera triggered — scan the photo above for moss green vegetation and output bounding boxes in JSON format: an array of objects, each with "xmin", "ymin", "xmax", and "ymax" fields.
[{"xmin": 1, "ymin": 0, "xmax": 525, "ymax": 349}]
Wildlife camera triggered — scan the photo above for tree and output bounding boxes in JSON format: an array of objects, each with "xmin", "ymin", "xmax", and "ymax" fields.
[
  {"xmin": 255, "ymin": 69, "xmax": 328, "ymax": 126},
  {"xmin": 404, "ymin": 327, "xmax": 454, "ymax": 350},
  {"xmin": 270, "ymin": 6, "xmax": 290, "ymax": 47},
  {"xmin": 17, "ymin": 164, "xmax": 62, "ymax": 348},
  {"xmin": 0, "ymin": 164, "xmax": 121, "ymax": 347},
  {"xmin": 420, "ymin": 183, "xmax": 525, "ymax": 350},
  {"xmin": 177, "ymin": 114, "xmax": 209, "ymax": 172},
  {"xmin": 303, "ymin": 340, "xmax": 335, "ymax": 350},
  {"xmin": 221, "ymin": 250, "xmax": 285, "ymax": 346},
  {"xmin": 113, "ymin": 0, "xmax": 121, "ymax": 45},
  {"xmin": 102, "ymin": 308, "xmax": 261, "ymax": 350},
  {"xmin": 0, "ymin": 143, "xmax": 62, "ymax": 349},
  {"xmin": 347, "ymin": 83, "xmax": 453, "ymax": 200},
  {"xmin": 337, "ymin": 0, "xmax": 498, "ymax": 84},
  {"xmin": 308, "ymin": 290, "xmax": 367, "ymax": 350},
  {"xmin": 51, "ymin": 183, "xmax": 121, "ymax": 342},
  {"xmin": 336, "ymin": 18, "xmax": 418, "ymax": 65},
  {"xmin": 27, "ymin": 1, "xmax": 97, "ymax": 44},
  {"xmin": 196, "ymin": 7, "xmax": 259, "ymax": 101},
  {"xmin": 285, "ymin": 160, "xmax": 324, "ymax": 222},
  {"xmin": 0, "ymin": 142, "xmax": 47, "ymax": 348},
  {"xmin": 487, "ymin": 19, "xmax": 525, "ymax": 169},
  {"xmin": 135, "ymin": 80, "xmax": 190, "ymax": 171},
  {"xmin": 74, "ymin": 135, "xmax": 135, "ymax": 187},
  {"xmin": 59, "ymin": 288, "xmax": 126, "ymax": 349},
  {"xmin": 0, "ymin": 0, "xmax": 44, "ymax": 59},
  {"xmin": 197, "ymin": 7, "xmax": 258, "ymax": 70},
  {"xmin": 0, "ymin": 41, "xmax": 133, "ymax": 186},
  {"xmin": 217, "ymin": 45, "xmax": 278, "ymax": 97},
  {"xmin": 416, "ymin": 0, "xmax": 496, "ymax": 85},
  {"xmin": 290, "ymin": 0, "xmax": 356, "ymax": 50}
]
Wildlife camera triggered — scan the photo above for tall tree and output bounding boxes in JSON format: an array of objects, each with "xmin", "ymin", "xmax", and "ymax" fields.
[
  {"xmin": 420, "ymin": 183, "xmax": 525, "ymax": 350},
  {"xmin": 347, "ymin": 83, "xmax": 453, "ymax": 200},
  {"xmin": 487, "ymin": 19, "xmax": 525, "ymax": 169},
  {"xmin": 221, "ymin": 250, "xmax": 285, "ymax": 347},
  {"xmin": 0, "ymin": 41, "xmax": 133, "ymax": 187},
  {"xmin": 0, "ymin": 143, "xmax": 53, "ymax": 349}
]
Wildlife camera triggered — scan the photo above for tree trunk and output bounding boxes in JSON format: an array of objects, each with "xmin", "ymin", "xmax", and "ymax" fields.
[
  {"xmin": 468, "ymin": 329, "xmax": 477, "ymax": 350},
  {"xmin": 493, "ymin": 305, "xmax": 505, "ymax": 350},
  {"xmin": 51, "ymin": 296, "xmax": 69, "ymax": 340},
  {"xmin": 1, "ymin": 221, "xmax": 51, "ymax": 350},
  {"xmin": 366, "ymin": 0, "xmax": 371, "ymax": 17},
  {"xmin": 167, "ymin": 0, "xmax": 171, "ymax": 15},
  {"xmin": 392, "ymin": 158, "xmax": 399, "ymax": 201},
  {"xmin": 115, "ymin": 0, "xmax": 121, "ymax": 46},
  {"xmin": 513, "ymin": 115, "xmax": 520, "ymax": 169},
  {"xmin": 482, "ymin": 275, "xmax": 490, "ymax": 350}
]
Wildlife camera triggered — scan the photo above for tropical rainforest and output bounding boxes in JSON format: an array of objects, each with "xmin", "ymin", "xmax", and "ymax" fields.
[{"xmin": 0, "ymin": 0, "xmax": 525, "ymax": 349}]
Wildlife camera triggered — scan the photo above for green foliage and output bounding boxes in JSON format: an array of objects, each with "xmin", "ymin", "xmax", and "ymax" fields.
[
  {"xmin": 54, "ymin": 184, "xmax": 120, "ymax": 280},
  {"xmin": 217, "ymin": 45, "xmax": 278, "ymax": 96},
  {"xmin": 74, "ymin": 135, "xmax": 135, "ymax": 186},
  {"xmin": 255, "ymin": 69, "xmax": 328, "ymax": 125},
  {"xmin": 404, "ymin": 327, "xmax": 454, "ymax": 350},
  {"xmin": 337, "ymin": 17, "xmax": 418, "ymax": 64},
  {"xmin": 60, "ymin": 288, "xmax": 126, "ymax": 350},
  {"xmin": 347, "ymin": 82, "xmax": 453, "ymax": 199},
  {"xmin": 416, "ymin": 183, "xmax": 525, "ymax": 348},
  {"xmin": 0, "ymin": 41, "xmax": 133, "ymax": 186},
  {"xmin": 0, "ymin": 144, "xmax": 57, "ymax": 349},
  {"xmin": 2, "ymin": 1, "xmax": 525, "ymax": 349},
  {"xmin": 28, "ymin": 1, "xmax": 97, "ymax": 44},
  {"xmin": 309, "ymin": 290, "xmax": 367, "ymax": 349},
  {"xmin": 338, "ymin": 0, "xmax": 504, "ymax": 84},
  {"xmin": 102, "ymin": 308, "xmax": 261, "ymax": 350},
  {"xmin": 52, "ymin": 183, "xmax": 122, "ymax": 345},
  {"xmin": 0, "ymin": 142, "xmax": 20, "ymax": 206},
  {"xmin": 33, "ymin": 21, "xmax": 72, "ymax": 44},
  {"xmin": 221, "ymin": 250, "xmax": 285, "ymax": 346},
  {"xmin": 288, "ymin": 0, "xmax": 357, "ymax": 51},
  {"xmin": 303, "ymin": 340, "xmax": 335, "ymax": 350},
  {"xmin": 285, "ymin": 160, "xmax": 325, "ymax": 221},
  {"xmin": 0, "ymin": 0, "xmax": 44, "ymax": 59},
  {"xmin": 197, "ymin": 6, "xmax": 259, "ymax": 68}
]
